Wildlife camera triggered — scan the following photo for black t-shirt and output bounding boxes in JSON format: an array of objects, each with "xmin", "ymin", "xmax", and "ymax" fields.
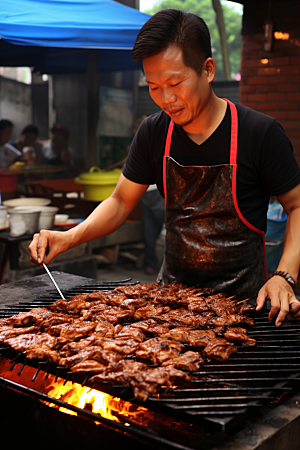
[{"xmin": 123, "ymin": 102, "xmax": 300, "ymax": 232}]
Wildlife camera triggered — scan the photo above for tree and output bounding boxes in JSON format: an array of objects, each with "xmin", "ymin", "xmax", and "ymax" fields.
[{"xmin": 144, "ymin": 0, "xmax": 242, "ymax": 80}]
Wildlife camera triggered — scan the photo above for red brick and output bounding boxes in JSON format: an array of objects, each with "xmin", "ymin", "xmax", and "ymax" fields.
[
  {"xmin": 267, "ymin": 93, "xmax": 287, "ymax": 101},
  {"xmin": 240, "ymin": 102, "xmax": 256, "ymax": 110},
  {"xmin": 248, "ymin": 76, "xmax": 268, "ymax": 85},
  {"xmin": 278, "ymin": 120, "xmax": 299, "ymax": 130},
  {"xmin": 239, "ymin": 94, "xmax": 248, "ymax": 103},
  {"xmin": 241, "ymin": 67, "xmax": 259, "ymax": 77},
  {"xmin": 291, "ymin": 56, "xmax": 300, "ymax": 65},
  {"xmin": 288, "ymin": 112, "xmax": 300, "ymax": 119},
  {"xmin": 290, "ymin": 75, "xmax": 300, "ymax": 83},
  {"xmin": 268, "ymin": 57, "xmax": 290, "ymax": 66},
  {"xmin": 278, "ymin": 102, "xmax": 298, "ymax": 110},
  {"xmin": 279, "ymin": 84, "xmax": 299, "ymax": 93},
  {"xmin": 240, "ymin": 85, "xmax": 257, "ymax": 94},
  {"xmin": 267, "ymin": 75, "xmax": 288, "ymax": 84},
  {"xmin": 258, "ymin": 85, "xmax": 278, "ymax": 93},
  {"xmin": 258, "ymin": 67, "xmax": 281, "ymax": 76},
  {"xmin": 280, "ymin": 66, "xmax": 300, "ymax": 75},
  {"xmin": 265, "ymin": 111, "xmax": 287, "ymax": 120},
  {"xmin": 257, "ymin": 102, "xmax": 277, "ymax": 111},
  {"xmin": 288, "ymin": 93, "xmax": 300, "ymax": 101},
  {"xmin": 242, "ymin": 60, "xmax": 263, "ymax": 68},
  {"xmin": 248, "ymin": 94, "xmax": 267, "ymax": 102},
  {"xmin": 286, "ymin": 129, "xmax": 300, "ymax": 138},
  {"xmin": 290, "ymin": 138, "xmax": 300, "ymax": 147}
]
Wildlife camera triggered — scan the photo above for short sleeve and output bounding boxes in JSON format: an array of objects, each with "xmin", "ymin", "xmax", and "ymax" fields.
[{"xmin": 261, "ymin": 121, "xmax": 300, "ymax": 196}]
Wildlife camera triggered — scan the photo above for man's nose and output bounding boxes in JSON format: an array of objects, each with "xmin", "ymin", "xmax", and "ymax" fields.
[{"xmin": 161, "ymin": 88, "xmax": 176, "ymax": 105}]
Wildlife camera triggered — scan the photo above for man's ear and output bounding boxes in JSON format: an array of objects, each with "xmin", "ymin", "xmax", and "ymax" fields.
[{"xmin": 203, "ymin": 57, "xmax": 216, "ymax": 83}]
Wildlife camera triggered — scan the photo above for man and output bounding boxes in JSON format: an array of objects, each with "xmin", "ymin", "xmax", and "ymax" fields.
[
  {"xmin": 29, "ymin": 10, "xmax": 300, "ymax": 327},
  {"xmin": 10, "ymin": 124, "xmax": 40, "ymax": 165},
  {"xmin": 41, "ymin": 124, "xmax": 72, "ymax": 165},
  {"xmin": 0, "ymin": 119, "xmax": 22, "ymax": 168}
]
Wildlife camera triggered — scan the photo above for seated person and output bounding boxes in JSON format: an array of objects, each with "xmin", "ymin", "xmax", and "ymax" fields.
[
  {"xmin": 41, "ymin": 125, "xmax": 72, "ymax": 165},
  {"xmin": 10, "ymin": 124, "xmax": 41, "ymax": 165},
  {"xmin": 0, "ymin": 119, "xmax": 22, "ymax": 169}
]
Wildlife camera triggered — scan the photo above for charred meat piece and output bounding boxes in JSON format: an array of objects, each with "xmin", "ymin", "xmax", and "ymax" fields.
[
  {"xmin": 207, "ymin": 314, "xmax": 254, "ymax": 327},
  {"xmin": 24, "ymin": 346, "xmax": 61, "ymax": 364},
  {"xmin": 59, "ymin": 334, "xmax": 103, "ymax": 357},
  {"xmin": 158, "ymin": 308, "xmax": 208, "ymax": 327},
  {"xmin": 134, "ymin": 305, "xmax": 171, "ymax": 321},
  {"xmin": 5, "ymin": 332, "xmax": 57, "ymax": 352},
  {"xmin": 238, "ymin": 302, "xmax": 256, "ymax": 314},
  {"xmin": 136, "ymin": 337, "xmax": 184, "ymax": 365},
  {"xmin": 106, "ymin": 295, "xmax": 148, "ymax": 310},
  {"xmin": 94, "ymin": 321, "xmax": 115, "ymax": 337},
  {"xmin": 0, "ymin": 308, "xmax": 56, "ymax": 327},
  {"xmin": 81, "ymin": 303, "xmax": 107, "ymax": 320},
  {"xmin": 91, "ymin": 306, "xmax": 134, "ymax": 324},
  {"xmin": 45, "ymin": 320, "xmax": 96, "ymax": 339},
  {"xmin": 224, "ymin": 327, "xmax": 257, "ymax": 346},
  {"xmin": 60, "ymin": 346, "xmax": 106, "ymax": 368},
  {"xmin": 187, "ymin": 297, "xmax": 210, "ymax": 313},
  {"xmin": 112, "ymin": 282, "xmax": 160, "ymax": 298},
  {"xmin": 70, "ymin": 360, "xmax": 108, "ymax": 373},
  {"xmin": 50, "ymin": 298, "xmax": 90, "ymax": 315},
  {"xmin": 162, "ymin": 351, "xmax": 204, "ymax": 372},
  {"xmin": 0, "ymin": 325, "xmax": 40, "ymax": 342},
  {"xmin": 203, "ymin": 338, "xmax": 238, "ymax": 361},
  {"xmin": 130, "ymin": 319, "xmax": 170, "ymax": 336},
  {"xmin": 115, "ymin": 325, "xmax": 146, "ymax": 342},
  {"xmin": 101, "ymin": 338, "xmax": 140, "ymax": 355}
]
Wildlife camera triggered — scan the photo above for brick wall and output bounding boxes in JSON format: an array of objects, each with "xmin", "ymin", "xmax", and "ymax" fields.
[{"xmin": 239, "ymin": 0, "xmax": 300, "ymax": 163}]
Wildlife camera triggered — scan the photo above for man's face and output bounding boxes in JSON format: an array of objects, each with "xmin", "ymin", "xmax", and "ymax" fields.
[
  {"xmin": 51, "ymin": 131, "xmax": 66, "ymax": 153},
  {"xmin": 0, "ymin": 126, "xmax": 13, "ymax": 146},
  {"xmin": 143, "ymin": 45, "xmax": 214, "ymax": 132},
  {"xmin": 21, "ymin": 132, "xmax": 37, "ymax": 146}
]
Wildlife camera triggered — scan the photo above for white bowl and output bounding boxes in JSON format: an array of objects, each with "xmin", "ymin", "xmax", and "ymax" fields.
[
  {"xmin": 14, "ymin": 205, "xmax": 59, "ymax": 230},
  {"xmin": 9, "ymin": 209, "xmax": 41, "ymax": 236},
  {"xmin": 55, "ymin": 214, "xmax": 69, "ymax": 223},
  {"xmin": 3, "ymin": 198, "xmax": 51, "ymax": 208}
]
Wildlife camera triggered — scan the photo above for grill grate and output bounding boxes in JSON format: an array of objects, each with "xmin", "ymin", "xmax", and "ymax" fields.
[{"xmin": 0, "ymin": 281, "xmax": 300, "ymax": 432}]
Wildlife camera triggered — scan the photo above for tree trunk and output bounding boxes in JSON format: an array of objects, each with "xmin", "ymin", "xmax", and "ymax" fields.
[{"xmin": 212, "ymin": 0, "xmax": 231, "ymax": 80}]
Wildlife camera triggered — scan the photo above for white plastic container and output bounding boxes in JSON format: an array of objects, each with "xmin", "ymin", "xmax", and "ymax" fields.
[
  {"xmin": 13, "ymin": 206, "xmax": 59, "ymax": 230},
  {"xmin": 9, "ymin": 208, "xmax": 41, "ymax": 236},
  {"xmin": 0, "ymin": 205, "xmax": 8, "ymax": 227}
]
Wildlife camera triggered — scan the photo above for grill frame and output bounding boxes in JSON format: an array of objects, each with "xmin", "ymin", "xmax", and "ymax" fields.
[{"xmin": 1, "ymin": 281, "xmax": 300, "ymax": 433}]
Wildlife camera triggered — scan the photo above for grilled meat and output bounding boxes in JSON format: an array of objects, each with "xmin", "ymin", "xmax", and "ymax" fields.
[
  {"xmin": 70, "ymin": 360, "xmax": 108, "ymax": 373},
  {"xmin": 162, "ymin": 351, "xmax": 204, "ymax": 372},
  {"xmin": 224, "ymin": 327, "xmax": 257, "ymax": 346},
  {"xmin": 203, "ymin": 338, "xmax": 238, "ymax": 361}
]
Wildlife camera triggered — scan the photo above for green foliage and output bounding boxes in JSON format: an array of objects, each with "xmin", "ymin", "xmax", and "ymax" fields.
[{"xmin": 144, "ymin": 0, "xmax": 242, "ymax": 80}]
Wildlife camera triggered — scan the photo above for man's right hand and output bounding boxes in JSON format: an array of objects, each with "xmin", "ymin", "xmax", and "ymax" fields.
[{"xmin": 28, "ymin": 229, "xmax": 73, "ymax": 265}]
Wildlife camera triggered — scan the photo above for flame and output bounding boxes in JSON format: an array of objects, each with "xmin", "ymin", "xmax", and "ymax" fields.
[{"xmin": 42, "ymin": 375, "xmax": 147, "ymax": 424}]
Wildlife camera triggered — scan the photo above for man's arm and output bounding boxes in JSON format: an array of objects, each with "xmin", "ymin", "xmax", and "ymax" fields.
[
  {"xmin": 28, "ymin": 174, "xmax": 149, "ymax": 265},
  {"xmin": 256, "ymin": 183, "xmax": 300, "ymax": 326}
]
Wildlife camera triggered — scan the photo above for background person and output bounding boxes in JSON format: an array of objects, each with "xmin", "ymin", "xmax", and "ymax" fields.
[
  {"xmin": 29, "ymin": 10, "xmax": 300, "ymax": 327},
  {"xmin": 10, "ymin": 124, "xmax": 41, "ymax": 165},
  {"xmin": 41, "ymin": 124, "xmax": 72, "ymax": 165},
  {"xmin": 0, "ymin": 119, "xmax": 22, "ymax": 169}
]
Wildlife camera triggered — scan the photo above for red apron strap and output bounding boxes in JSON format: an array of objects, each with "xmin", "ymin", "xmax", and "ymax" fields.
[
  {"xmin": 163, "ymin": 120, "xmax": 174, "ymax": 219},
  {"xmin": 224, "ymin": 98, "xmax": 238, "ymax": 165}
]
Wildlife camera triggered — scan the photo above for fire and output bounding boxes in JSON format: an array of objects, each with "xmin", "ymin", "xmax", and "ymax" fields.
[{"xmin": 43, "ymin": 375, "xmax": 147, "ymax": 424}]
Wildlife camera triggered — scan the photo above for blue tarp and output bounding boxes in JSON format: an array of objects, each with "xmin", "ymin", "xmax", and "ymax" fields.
[{"xmin": 0, "ymin": 0, "xmax": 150, "ymax": 72}]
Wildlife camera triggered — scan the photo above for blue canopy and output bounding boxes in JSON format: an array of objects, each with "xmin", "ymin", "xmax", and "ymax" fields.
[{"xmin": 0, "ymin": 0, "xmax": 150, "ymax": 72}]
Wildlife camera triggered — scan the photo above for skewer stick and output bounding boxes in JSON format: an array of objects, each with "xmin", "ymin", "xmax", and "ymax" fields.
[{"xmin": 235, "ymin": 296, "xmax": 256, "ymax": 305}]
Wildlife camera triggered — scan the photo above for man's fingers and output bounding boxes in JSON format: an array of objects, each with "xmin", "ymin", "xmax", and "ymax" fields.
[{"xmin": 256, "ymin": 288, "xmax": 267, "ymax": 311}]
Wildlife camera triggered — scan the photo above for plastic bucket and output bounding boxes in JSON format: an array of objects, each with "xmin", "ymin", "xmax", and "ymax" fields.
[
  {"xmin": 0, "ymin": 171, "xmax": 19, "ymax": 191},
  {"xmin": 74, "ymin": 167, "xmax": 122, "ymax": 201}
]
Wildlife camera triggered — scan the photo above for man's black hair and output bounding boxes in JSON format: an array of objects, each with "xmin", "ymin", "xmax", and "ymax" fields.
[
  {"xmin": 0, "ymin": 119, "xmax": 13, "ymax": 132},
  {"xmin": 132, "ymin": 9, "xmax": 212, "ymax": 74},
  {"xmin": 21, "ymin": 124, "xmax": 39, "ymax": 136}
]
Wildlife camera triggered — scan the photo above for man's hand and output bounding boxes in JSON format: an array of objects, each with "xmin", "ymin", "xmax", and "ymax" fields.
[
  {"xmin": 256, "ymin": 275, "xmax": 300, "ymax": 327},
  {"xmin": 28, "ymin": 230, "xmax": 72, "ymax": 265}
]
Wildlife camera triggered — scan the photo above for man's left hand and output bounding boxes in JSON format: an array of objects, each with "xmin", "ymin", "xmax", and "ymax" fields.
[{"xmin": 256, "ymin": 276, "xmax": 300, "ymax": 326}]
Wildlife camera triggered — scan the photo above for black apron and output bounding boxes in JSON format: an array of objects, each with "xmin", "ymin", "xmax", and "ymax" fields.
[{"xmin": 158, "ymin": 99, "xmax": 268, "ymax": 297}]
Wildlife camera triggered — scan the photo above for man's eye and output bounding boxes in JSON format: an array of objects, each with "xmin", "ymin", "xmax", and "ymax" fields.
[
  {"xmin": 150, "ymin": 86, "xmax": 158, "ymax": 91},
  {"xmin": 170, "ymin": 82, "xmax": 180, "ymax": 87}
]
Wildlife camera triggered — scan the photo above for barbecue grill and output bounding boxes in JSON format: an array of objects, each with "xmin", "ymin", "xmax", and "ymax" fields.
[{"xmin": 0, "ymin": 273, "xmax": 300, "ymax": 450}]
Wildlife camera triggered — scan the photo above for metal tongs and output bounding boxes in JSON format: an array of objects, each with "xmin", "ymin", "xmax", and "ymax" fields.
[{"xmin": 42, "ymin": 262, "xmax": 65, "ymax": 299}]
